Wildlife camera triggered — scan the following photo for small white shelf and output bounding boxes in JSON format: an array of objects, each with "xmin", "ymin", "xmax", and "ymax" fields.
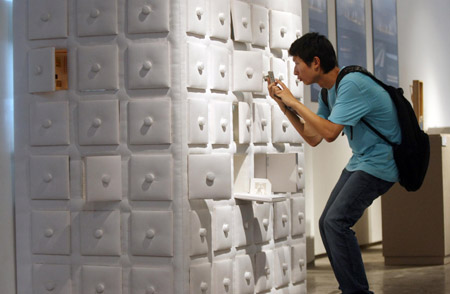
[{"xmin": 234, "ymin": 193, "xmax": 286, "ymax": 203}]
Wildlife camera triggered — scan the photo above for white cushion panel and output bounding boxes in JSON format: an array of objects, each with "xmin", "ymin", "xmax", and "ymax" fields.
[
  {"xmin": 271, "ymin": 57, "xmax": 288, "ymax": 85},
  {"xmin": 234, "ymin": 254, "xmax": 254, "ymax": 294},
  {"xmin": 188, "ymin": 153, "xmax": 232, "ymax": 200},
  {"xmin": 187, "ymin": 41, "xmax": 208, "ymax": 89},
  {"xmin": 291, "ymin": 196, "xmax": 305, "ymax": 237},
  {"xmin": 210, "ymin": 100, "xmax": 232, "ymax": 145},
  {"xmin": 274, "ymin": 246, "xmax": 291, "ymax": 288},
  {"xmin": 188, "ymin": 98, "xmax": 209, "ymax": 144},
  {"xmin": 209, "ymin": 0, "xmax": 231, "ymax": 40},
  {"xmin": 29, "ymin": 155, "xmax": 70, "ymax": 200},
  {"xmin": 234, "ymin": 204, "xmax": 253, "ymax": 247},
  {"xmin": 186, "ymin": 0, "xmax": 207, "ymax": 36},
  {"xmin": 255, "ymin": 250, "xmax": 274, "ymax": 293},
  {"xmin": 131, "ymin": 266, "xmax": 174, "ymax": 294},
  {"xmin": 32, "ymin": 264, "xmax": 71, "ymax": 294},
  {"xmin": 127, "ymin": 0, "xmax": 170, "ymax": 34},
  {"xmin": 81, "ymin": 265, "xmax": 122, "ymax": 294},
  {"xmin": 291, "ymin": 283, "xmax": 307, "ymax": 294},
  {"xmin": 85, "ymin": 155, "xmax": 122, "ymax": 202},
  {"xmin": 291, "ymin": 243, "xmax": 307, "ymax": 284},
  {"xmin": 234, "ymin": 102, "xmax": 251, "ymax": 144},
  {"xmin": 77, "ymin": 0, "xmax": 118, "ymax": 37},
  {"xmin": 288, "ymin": 59, "xmax": 304, "ymax": 99},
  {"xmin": 28, "ymin": 0, "xmax": 67, "ymax": 40},
  {"xmin": 78, "ymin": 100, "xmax": 120, "ymax": 146},
  {"xmin": 252, "ymin": 202, "xmax": 272, "ymax": 244},
  {"xmin": 130, "ymin": 211, "xmax": 173, "ymax": 257},
  {"xmin": 251, "ymin": 5, "xmax": 269, "ymax": 47},
  {"xmin": 190, "ymin": 209, "xmax": 211, "ymax": 257},
  {"xmin": 273, "ymin": 200, "xmax": 290, "ymax": 240},
  {"xmin": 129, "ymin": 154, "xmax": 173, "ymax": 201},
  {"xmin": 233, "ymin": 50, "xmax": 263, "ymax": 92},
  {"xmin": 28, "ymin": 47, "xmax": 55, "ymax": 93},
  {"xmin": 213, "ymin": 259, "xmax": 233, "ymax": 294},
  {"xmin": 128, "ymin": 98, "xmax": 172, "ymax": 145},
  {"xmin": 209, "ymin": 45, "xmax": 230, "ymax": 92},
  {"xmin": 128, "ymin": 42, "xmax": 171, "ymax": 89},
  {"xmin": 80, "ymin": 210, "xmax": 121, "ymax": 256},
  {"xmin": 30, "ymin": 101, "xmax": 69, "ymax": 146},
  {"xmin": 267, "ymin": 153, "xmax": 297, "ymax": 192},
  {"xmin": 272, "ymin": 106, "xmax": 303, "ymax": 144},
  {"xmin": 77, "ymin": 45, "xmax": 119, "ymax": 91},
  {"xmin": 32, "ymin": 210, "xmax": 71, "ymax": 255},
  {"xmin": 297, "ymin": 152, "xmax": 305, "ymax": 190},
  {"xmin": 213, "ymin": 206, "xmax": 233, "ymax": 251},
  {"xmin": 231, "ymin": 1, "xmax": 252, "ymax": 43},
  {"xmin": 190, "ymin": 263, "xmax": 211, "ymax": 294},
  {"xmin": 269, "ymin": 10, "xmax": 294, "ymax": 49},
  {"xmin": 252, "ymin": 102, "xmax": 271, "ymax": 143}
]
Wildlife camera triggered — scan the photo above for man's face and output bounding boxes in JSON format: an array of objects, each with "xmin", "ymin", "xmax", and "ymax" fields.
[{"xmin": 292, "ymin": 55, "xmax": 316, "ymax": 86}]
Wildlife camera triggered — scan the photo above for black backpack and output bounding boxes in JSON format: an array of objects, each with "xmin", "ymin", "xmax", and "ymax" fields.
[{"xmin": 321, "ymin": 65, "xmax": 430, "ymax": 192}]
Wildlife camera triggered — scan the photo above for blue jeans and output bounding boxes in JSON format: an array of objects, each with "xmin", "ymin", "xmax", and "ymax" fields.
[{"xmin": 319, "ymin": 169, "xmax": 394, "ymax": 294}]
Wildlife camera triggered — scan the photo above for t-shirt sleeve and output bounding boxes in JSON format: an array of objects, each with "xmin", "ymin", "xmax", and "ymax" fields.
[
  {"xmin": 316, "ymin": 90, "xmax": 330, "ymax": 119},
  {"xmin": 328, "ymin": 78, "xmax": 371, "ymax": 126}
]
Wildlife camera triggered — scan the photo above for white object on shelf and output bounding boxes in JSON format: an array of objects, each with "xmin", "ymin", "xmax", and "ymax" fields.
[{"xmin": 234, "ymin": 193, "xmax": 286, "ymax": 203}]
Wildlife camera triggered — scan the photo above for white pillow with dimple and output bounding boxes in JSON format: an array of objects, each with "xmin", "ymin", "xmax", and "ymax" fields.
[
  {"xmin": 292, "ymin": 13, "xmax": 303, "ymax": 40},
  {"xmin": 252, "ymin": 102, "xmax": 271, "ymax": 143},
  {"xmin": 288, "ymin": 0, "xmax": 302, "ymax": 17},
  {"xmin": 190, "ymin": 209, "xmax": 211, "ymax": 257},
  {"xmin": 77, "ymin": 0, "xmax": 118, "ymax": 37},
  {"xmin": 128, "ymin": 41, "xmax": 170, "ymax": 89},
  {"xmin": 213, "ymin": 206, "xmax": 233, "ymax": 251},
  {"xmin": 130, "ymin": 211, "xmax": 174, "ymax": 257},
  {"xmin": 188, "ymin": 98, "xmax": 209, "ymax": 144},
  {"xmin": 32, "ymin": 264, "xmax": 71, "ymax": 294},
  {"xmin": 128, "ymin": 98, "xmax": 172, "ymax": 145},
  {"xmin": 129, "ymin": 154, "xmax": 173, "ymax": 201},
  {"xmin": 233, "ymin": 50, "xmax": 263, "ymax": 92},
  {"xmin": 231, "ymin": 0, "xmax": 252, "ymax": 43},
  {"xmin": 291, "ymin": 196, "xmax": 305, "ymax": 237},
  {"xmin": 269, "ymin": 10, "xmax": 294, "ymax": 49},
  {"xmin": 30, "ymin": 101, "xmax": 69, "ymax": 146},
  {"xmin": 77, "ymin": 45, "xmax": 119, "ymax": 91},
  {"xmin": 213, "ymin": 259, "xmax": 233, "ymax": 294},
  {"xmin": 237, "ymin": 102, "xmax": 251, "ymax": 144},
  {"xmin": 29, "ymin": 155, "xmax": 70, "ymax": 200},
  {"xmin": 274, "ymin": 246, "xmax": 291, "ymax": 288},
  {"xmin": 190, "ymin": 263, "xmax": 212, "ymax": 294},
  {"xmin": 131, "ymin": 267, "xmax": 174, "ymax": 294},
  {"xmin": 253, "ymin": 202, "xmax": 273, "ymax": 244},
  {"xmin": 28, "ymin": 47, "xmax": 55, "ymax": 93},
  {"xmin": 31, "ymin": 210, "xmax": 71, "ymax": 255},
  {"xmin": 210, "ymin": 100, "xmax": 232, "ymax": 145},
  {"xmin": 188, "ymin": 153, "xmax": 232, "ymax": 200},
  {"xmin": 271, "ymin": 57, "xmax": 288, "ymax": 84},
  {"xmin": 288, "ymin": 59, "xmax": 304, "ymax": 99},
  {"xmin": 272, "ymin": 105, "xmax": 303, "ymax": 144},
  {"xmin": 234, "ymin": 254, "xmax": 255, "ymax": 294},
  {"xmin": 210, "ymin": 0, "xmax": 230, "ymax": 40},
  {"xmin": 254, "ymin": 54, "xmax": 271, "ymax": 96},
  {"xmin": 273, "ymin": 200, "xmax": 290, "ymax": 240},
  {"xmin": 80, "ymin": 210, "xmax": 121, "ymax": 256},
  {"xmin": 267, "ymin": 0, "xmax": 289, "ymax": 12},
  {"xmin": 78, "ymin": 100, "xmax": 120, "ymax": 146},
  {"xmin": 128, "ymin": 0, "xmax": 170, "ymax": 34},
  {"xmin": 291, "ymin": 243, "xmax": 307, "ymax": 284},
  {"xmin": 234, "ymin": 204, "xmax": 253, "ymax": 247},
  {"xmin": 187, "ymin": 0, "xmax": 207, "ymax": 36},
  {"xmin": 187, "ymin": 41, "xmax": 208, "ymax": 89},
  {"xmin": 251, "ymin": 4, "xmax": 269, "ymax": 47},
  {"xmin": 81, "ymin": 265, "xmax": 122, "ymax": 294},
  {"xmin": 85, "ymin": 155, "xmax": 122, "ymax": 202},
  {"xmin": 28, "ymin": 0, "xmax": 68, "ymax": 40},
  {"xmin": 297, "ymin": 152, "xmax": 306, "ymax": 190},
  {"xmin": 209, "ymin": 45, "xmax": 230, "ymax": 91},
  {"xmin": 255, "ymin": 250, "xmax": 274, "ymax": 293}
]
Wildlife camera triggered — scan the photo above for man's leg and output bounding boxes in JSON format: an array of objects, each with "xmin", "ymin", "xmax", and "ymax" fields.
[{"xmin": 321, "ymin": 170, "xmax": 394, "ymax": 294}]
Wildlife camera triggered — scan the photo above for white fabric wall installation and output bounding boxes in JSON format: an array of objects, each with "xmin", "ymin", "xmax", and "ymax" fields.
[{"xmin": 14, "ymin": 0, "xmax": 306, "ymax": 293}]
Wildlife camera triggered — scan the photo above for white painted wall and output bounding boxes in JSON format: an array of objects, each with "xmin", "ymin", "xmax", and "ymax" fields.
[{"xmin": 0, "ymin": 0, "xmax": 16, "ymax": 293}]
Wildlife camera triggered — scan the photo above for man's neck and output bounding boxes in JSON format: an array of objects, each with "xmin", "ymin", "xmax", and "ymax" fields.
[{"xmin": 318, "ymin": 66, "xmax": 340, "ymax": 90}]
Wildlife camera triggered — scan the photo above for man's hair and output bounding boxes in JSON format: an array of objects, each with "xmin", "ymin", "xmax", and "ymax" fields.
[{"xmin": 288, "ymin": 32, "xmax": 338, "ymax": 74}]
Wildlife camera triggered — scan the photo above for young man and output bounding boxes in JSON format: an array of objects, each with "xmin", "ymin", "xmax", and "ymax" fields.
[{"xmin": 268, "ymin": 32, "xmax": 401, "ymax": 294}]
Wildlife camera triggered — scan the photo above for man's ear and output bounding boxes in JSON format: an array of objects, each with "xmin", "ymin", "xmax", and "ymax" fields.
[{"xmin": 312, "ymin": 56, "xmax": 321, "ymax": 71}]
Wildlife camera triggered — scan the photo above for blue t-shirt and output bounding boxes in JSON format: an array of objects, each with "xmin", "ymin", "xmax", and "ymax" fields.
[{"xmin": 317, "ymin": 71, "xmax": 401, "ymax": 182}]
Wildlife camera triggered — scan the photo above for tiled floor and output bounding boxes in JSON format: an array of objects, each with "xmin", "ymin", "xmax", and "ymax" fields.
[{"xmin": 307, "ymin": 244, "xmax": 450, "ymax": 294}]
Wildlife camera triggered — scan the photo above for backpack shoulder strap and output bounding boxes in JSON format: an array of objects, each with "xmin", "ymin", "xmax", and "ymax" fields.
[
  {"xmin": 335, "ymin": 65, "xmax": 395, "ymax": 146},
  {"xmin": 320, "ymin": 88, "xmax": 329, "ymax": 108}
]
